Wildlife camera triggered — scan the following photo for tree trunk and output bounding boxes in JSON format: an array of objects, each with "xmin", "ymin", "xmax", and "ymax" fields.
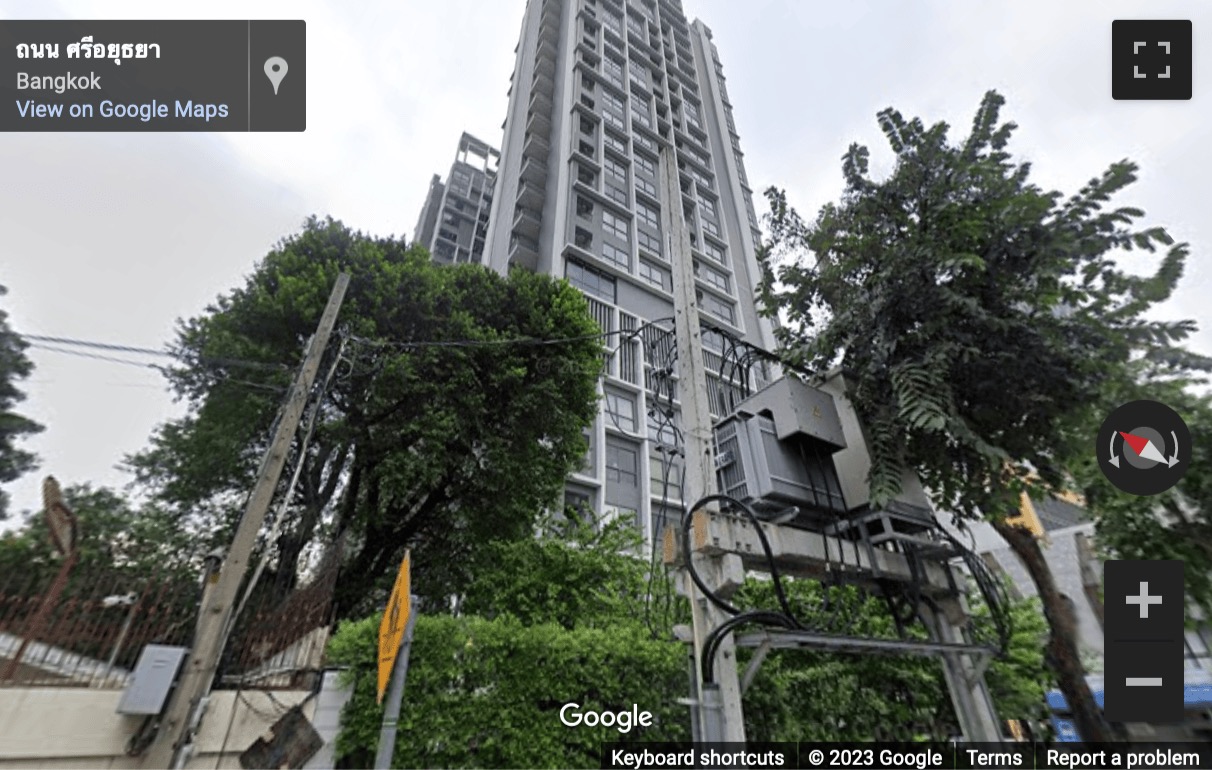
[{"xmin": 993, "ymin": 519, "xmax": 1115, "ymax": 742}]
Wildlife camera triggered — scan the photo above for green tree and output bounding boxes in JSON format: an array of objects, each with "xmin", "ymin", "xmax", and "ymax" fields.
[
  {"xmin": 0, "ymin": 482, "xmax": 199, "ymax": 585},
  {"xmin": 126, "ymin": 217, "xmax": 604, "ymax": 616},
  {"xmin": 735, "ymin": 578, "xmax": 1049, "ymax": 741},
  {"xmin": 0, "ymin": 284, "xmax": 43, "ymax": 518},
  {"xmin": 757, "ymin": 91, "xmax": 1208, "ymax": 741}
]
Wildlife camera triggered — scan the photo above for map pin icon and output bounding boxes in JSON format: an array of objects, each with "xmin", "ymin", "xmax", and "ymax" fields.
[{"xmin": 264, "ymin": 57, "xmax": 288, "ymax": 95}]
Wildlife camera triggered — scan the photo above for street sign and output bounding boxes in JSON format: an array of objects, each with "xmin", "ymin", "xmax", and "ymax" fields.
[{"xmin": 377, "ymin": 551, "xmax": 411, "ymax": 704}]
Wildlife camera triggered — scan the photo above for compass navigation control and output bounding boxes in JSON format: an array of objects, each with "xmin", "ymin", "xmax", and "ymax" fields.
[{"xmin": 1098, "ymin": 400, "xmax": 1190, "ymax": 496}]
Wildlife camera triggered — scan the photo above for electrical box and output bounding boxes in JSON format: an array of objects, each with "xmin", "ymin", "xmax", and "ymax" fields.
[
  {"xmin": 714, "ymin": 410, "xmax": 848, "ymax": 531},
  {"xmin": 116, "ymin": 644, "xmax": 188, "ymax": 716}
]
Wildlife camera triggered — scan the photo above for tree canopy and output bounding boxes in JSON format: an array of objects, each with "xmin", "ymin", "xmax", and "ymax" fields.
[
  {"xmin": 126, "ymin": 216, "xmax": 605, "ymax": 616},
  {"xmin": 0, "ymin": 284, "xmax": 43, "ymax": 518},
  {"xmin": 757, "ymin": 89, "xmax": 1209, "ymax": 741}
]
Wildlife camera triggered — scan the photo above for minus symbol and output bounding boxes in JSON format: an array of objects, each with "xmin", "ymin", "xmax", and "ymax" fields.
[{"xmin": 1126, "ymin": 677, "xmax": 1163, "ymax": 687}]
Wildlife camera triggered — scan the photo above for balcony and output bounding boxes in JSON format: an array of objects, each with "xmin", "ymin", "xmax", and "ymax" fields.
[
  {"xmin": 535, "ymin": 39, "xmax": 557, "ymax": 80},
  {"xmin": 532, "ymin": 67, "xmax": 554, "ymax": 98},
  {"xmin": 515, "ymin": 180, "xmax": 544, "ymax": 211},
  {"xmin": 528, "ymin": 86, "xmax": 552, "ymax": 116},
  {"xmin": 520, "ymin": 155, "xmax": 548, "ymax": 185},
  {"xmin": 523, "ymin": 128, "xmax": 550, "ymax": 160},
  {"xmin": 512, "ymin": 206, "xmax": 542, "ymax": 242},
  {"xmin": 526, "ymin": 105, "xmax": 551, "ymax": 138},
  {"xmin": 509, "ymin": 234, "xmax": 540, "ymax": 272}
]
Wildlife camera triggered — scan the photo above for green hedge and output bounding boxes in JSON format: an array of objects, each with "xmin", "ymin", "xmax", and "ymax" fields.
[{"xmin": 327, "ymin": 613, "xmax": 690, "ymax": 768}]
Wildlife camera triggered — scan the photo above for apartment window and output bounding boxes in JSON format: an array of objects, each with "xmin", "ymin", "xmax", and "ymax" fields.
[
  {"xmin": 602, "ymin": 91, "xmax": 626, "ymax": 114},
  {"xmin": 579, "ymin": 139, "xmax": 596, "ymax": 158},
  {"xmin": 602, "ymin": 241, "xmax": 630, "ymax": 269},
  {"xmin": 604, "ymin": 130, "xmax": 628, "ymax": 154},
  {"xmin": 606, "ymin": 444, "xmax": 639, "ymax": 488},
  {"xmin": 637, "ymin": 229, "xmax": 662, "ymax": 257},
  {"xmin": 631, "ymin": 100, "xmax": 652, "ymax": 129},
  {"xmin": 577, "ymin": 196, "xmax": 594, "ymax": 218},
  {"xmin": 636, "ymin": 201, "xmax": 659, "ymax": 229},
  {"xmin": 450, "ymin": 168, "xmax": 472, "ymax": 197},
  {"xmin": 647, "ymin": 408, "xmax": 680, "ymax": 446},
  {"xmin": 603, "ymin": 110, "xmax": 626, "ymax": 130},
  {"xmin": 634, "ymin": 132, "xmax": 656, "ymax": 152},
  {"xmin": 634, "ymin": 153, "xmax": 655, "ymax": 176},
  {"xmin": 567, "ymin": 258, "xmax": 616, "ymax": 303},
  {"xmin": 635, "ymin": 176, "xmax": 658, "ymax": 198},
  {"xmin": 704, "ymin": 240, "xmax": 726, "ymax": 265},
  {"xmin": 702, "ymin": 218, "xmax": 720, "ymax": 238},
  {"xmin": 684, "ymin": 99, "xmax": 701, "ymax": 122},
  {"xmin": 603, "ymin": 55, "xmax": 624, "ymax": 86},
  {"xmin": 605, "ymin": 156, "xmax": 628, "ymax": 182},
  {"xmin": 638, "ymin": 259, "xmax": 669, "ymax": 291},
  {"xmin": 697, "ymin": 290, "xmax": 735, "ymax": 324},
  {"xmin": 579, "ymin": 114, "xmax": 596, "ymax": 136},
  {"xmin": 630, "ymin": 63, "xmax": 650, "ymax": 89},
  {"xmin": 604, "ymin": 180, "xmax": 628, "ymax": 205},
  {"xmin": 603, "ymin": 210, "xmax": 629, "ymax": 240},
  {"xmin": 695, "ymin": 260, "xmax": 729, "ymax": 293},
  {"xmin": 604, "ymin": 390, "xmax": 637, "ymax": 433},
  {"xmin": 701, "ymin": 327, "xmax": 726, "ymax": 353}
]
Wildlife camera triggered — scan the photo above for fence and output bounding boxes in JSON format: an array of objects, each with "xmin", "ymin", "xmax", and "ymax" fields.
[{"xmin": 0, "ymin": 555, "xmax": 339, "ymax": 691}]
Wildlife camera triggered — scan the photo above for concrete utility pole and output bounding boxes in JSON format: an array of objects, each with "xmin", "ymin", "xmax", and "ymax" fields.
[
  {"xmin": 659, "ymin": 147, "xmax": 746, "ymax": 743},
  {"xmin": 143, "ymin": 273, "xmax": 350, "ymax": 770}
]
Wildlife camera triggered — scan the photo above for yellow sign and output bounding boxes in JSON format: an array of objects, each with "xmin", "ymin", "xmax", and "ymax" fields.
[{"xmin": 377, "ymin": 550, "xmax": 411, "ymax": 704}]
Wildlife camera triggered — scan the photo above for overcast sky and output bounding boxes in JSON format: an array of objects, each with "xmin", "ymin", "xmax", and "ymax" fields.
[{"xmin": 2, "ymin": 0, "xmax": 1209, "ymax": 523}]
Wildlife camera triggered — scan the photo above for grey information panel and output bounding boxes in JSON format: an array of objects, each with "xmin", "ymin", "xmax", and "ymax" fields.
[{"xmin": 0, "ymin": 20, "xmax": 305, "ymax": 131}]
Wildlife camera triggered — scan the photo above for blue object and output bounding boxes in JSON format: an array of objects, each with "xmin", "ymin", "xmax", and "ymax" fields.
[{"xmin": 1046, "ymin": 673, "xmax": 1212, "ymax": 740}]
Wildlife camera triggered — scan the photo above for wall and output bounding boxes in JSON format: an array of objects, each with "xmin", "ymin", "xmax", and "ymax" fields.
[{"xmin": 0, "ymin": 687, "xmax": 321, "ymax": 770}]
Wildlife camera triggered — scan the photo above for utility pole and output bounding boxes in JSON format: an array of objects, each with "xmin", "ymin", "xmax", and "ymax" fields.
[
  {"xmin": 659, "ymin": 147, "xmax": 746, "ymax": 743},
  {"xmin": 143, "ymin": 273, "xmax": 350, "ymax": 770}
]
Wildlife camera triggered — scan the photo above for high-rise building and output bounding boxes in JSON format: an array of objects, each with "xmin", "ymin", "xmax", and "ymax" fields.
[
  {"xmin": 482, "ymin": 0, "xmax": 776, "ymax": 542},
  {"xmin": 414, "ymin": 132, "xmax": 500, "ymax": 265}
]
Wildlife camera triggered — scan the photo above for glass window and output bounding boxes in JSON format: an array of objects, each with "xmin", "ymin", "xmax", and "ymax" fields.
[
  {"xmin": 647, "ymin": 408, "xmax": 680, "ymax": 446},
  {"xmin": 605, "ymin": 180, "xmax": 628, "ymax": 205},
  {"xmin": 695, "ymin": 260, "xmax": 729, "ymax": 293},
  {"xmin": 704, "ymin": 240, "xmax": 726, "ymax": 265},
  {"xmin": 606, "ymin": 443, "xmax": 639, "ymax": 486},
  {"xmin": 634, "ymin": 154, "xmax": 656, "ymax": 176},
  {"xmin": 697, "ymin": 290, "xmax": 735, "ymax": 324},
  {"xmin": 602, "ymin": 241, "xmax": 630, "ymax": 269},
  {"xmin": 604, "ymin": 130, "xmax": 628, "ymax": 154},
  {"xmin": 637, "ymin": 229, "xmax": 662, "ymax": 257},
  {"xmin": 650, "ymin": 455, "xmax": 682, "ymax": 492},
  {"xmin": 635, "ymin": 176, "xmax": 658, "ymax": 198},
  {"xmin": 605, "ymin": 156, "xmax": 628, "ymax": 182},
  {"xmin": 603, "ymin": 56, "xmax": 624, "ymax": 86},
  {"xmin": 567, "ymin": 259, "xmax": 616, "ymax": 303},
  {"xmin": 603, "ymin": 210, "xmax": 629, "ymax": 240},
  {"xmin": 602, "ymin": 91, "xmax": 626, "ymax": 114},
  {"xmin": 636, "ymin": 201, "xmax": 659, "ymax": 229},
  {"xmin": 638, "ymin": 259, "xmax": 669, "ymax": 291},
  {"xmin": 604, "ymin": 390, "xmax": 637, "ymax": 433}
]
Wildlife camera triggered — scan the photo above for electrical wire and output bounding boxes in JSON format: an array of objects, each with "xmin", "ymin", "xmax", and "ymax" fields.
[{"xmin": 21, "ymin": 334, "xmax": 289, "ymax": 372}]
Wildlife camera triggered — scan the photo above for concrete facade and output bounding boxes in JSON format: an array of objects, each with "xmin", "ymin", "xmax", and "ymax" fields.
[
  {"xmin": 413, "ymin": 132, "xmax": 500, "ymax": 265},
  {"xmin": 0, "ymin": 688, "xmax": 315, "ymax": 769},
  {"xmin": 481, "ymin": 0, "xmax": 777, "ymax": 543}
]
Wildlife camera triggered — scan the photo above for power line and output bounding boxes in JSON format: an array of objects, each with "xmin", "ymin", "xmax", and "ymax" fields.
[
  {"xmin": 27, "ymin": 343, "xmax": 167, "ymax": 371},
  {"xmin": 20, "ymin": 334, "xmax": 289, "ymax": 372}
]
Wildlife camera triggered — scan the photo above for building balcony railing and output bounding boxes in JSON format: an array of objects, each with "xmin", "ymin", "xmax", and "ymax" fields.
[
  {"xmin": 523, "ymin": 128, "xmax": 550, "ymax": 160},
  {"xmin": 509, "ymin": 233, "xmax": 540, "ymax": 271},
  {"xmin": 520, "ymin": 155, "xmax": 547, "ymax": 185},
  {"xmin": 516, "ymin": 180, "xmax": 544, "ymax": 211},
  {"xmin": 528, "ymin": 86, "xmax": 552, "ymax": 117},
  {"xmin": 512, "ymin": 206, "xmax": 542, "ymax": 242}
]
